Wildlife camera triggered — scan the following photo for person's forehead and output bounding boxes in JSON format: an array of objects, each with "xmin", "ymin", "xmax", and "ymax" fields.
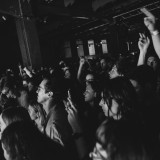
[{"xmin": 40, "ymin": 79, "xmax": 47, "ymax": 87}]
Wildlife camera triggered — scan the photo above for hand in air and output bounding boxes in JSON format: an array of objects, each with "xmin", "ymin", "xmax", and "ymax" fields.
[
  {"xmin": 140, "ymin": 7, "xmax": 157, "ymax": 32},
  {"xmin": 138, "ymin": 33, "xmax": 150, "ymax": 52}
]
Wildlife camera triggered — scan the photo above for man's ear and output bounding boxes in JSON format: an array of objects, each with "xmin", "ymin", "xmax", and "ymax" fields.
[{"xmin": 47, "ymin": 91, "xmax": 53, "ymax": 98}]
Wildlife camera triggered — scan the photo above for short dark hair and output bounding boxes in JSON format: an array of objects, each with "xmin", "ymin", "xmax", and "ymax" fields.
[{"xmin": 1, "ymin": 107, "xmax": 31, "ymax": 126}]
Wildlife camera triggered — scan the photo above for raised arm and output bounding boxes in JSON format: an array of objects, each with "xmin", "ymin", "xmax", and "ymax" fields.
[
  {"xmin": 64, "ymin": 97, "xmax": 88, "ymax": 160},
  {"xmin": 137, "ymin": 33, "xmax": 150, "ymax": 66},
  {"xmin": 77, "ymin": 57, "xmax": 86, "ymax": 84},
  {"xmin": 141, "ymin": 7, "xmax": 160, "ymax": 59}
]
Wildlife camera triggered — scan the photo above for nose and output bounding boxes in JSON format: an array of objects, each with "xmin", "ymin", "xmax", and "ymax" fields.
[
  {"xmin": 99, "ymin": 99, "xmax": 103, "ymax": 107},
  {"xmin": 36, "ymin": 88, "xmax": 39, "ymax": 94}
]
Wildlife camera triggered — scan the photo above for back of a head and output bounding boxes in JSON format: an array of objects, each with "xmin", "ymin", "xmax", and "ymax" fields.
[
  {"xmin": 1, "ymin": 121, "xmax": 66, "ymax": 160},
  {"xmin": 43, "ymin": 75, "xmax": 65, "ymax": 99},
  {"xmin": 96, "ymin": 119, "xmax": 154, "ymax": 160},
  {"xmin": 1, "ymin": 106, "xmax": 31, "ymax": 126}
]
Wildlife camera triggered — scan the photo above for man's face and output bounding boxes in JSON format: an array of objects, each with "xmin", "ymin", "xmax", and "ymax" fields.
[
  {"xmin": 37, "ymin": 79, "xmax": 49, "ymax": 104},
  {"xmin": 100, "ymin": 59, "xmax": 107, "ymax": 70},
  {"xmin": 147, "ymin": 56, "xmax": 158, "ymax": 71}
]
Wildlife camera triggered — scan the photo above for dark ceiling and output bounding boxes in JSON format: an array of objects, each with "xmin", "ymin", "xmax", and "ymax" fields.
[
  {"xmin": 30, "ymin": 0, "xmax": 160, "ymax": 39},
  {"xmin": 0, "ymin": 0, "xmax": 160, "ymax": 39}
]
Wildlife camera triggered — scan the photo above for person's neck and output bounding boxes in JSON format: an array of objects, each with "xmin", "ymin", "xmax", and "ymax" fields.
[{"xmin": 42, "ymin": 98, "xmax": 55, "ymax": 115}]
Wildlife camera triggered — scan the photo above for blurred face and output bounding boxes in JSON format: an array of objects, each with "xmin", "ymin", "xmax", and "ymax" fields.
[
  {"xmin": 28, "ymin": 105, "xmax": 37, "ymax": 121},
  {"xmin": 90, "ymin": 142, "xmax": 108, "ymax": 160},
  {"xmin": 2, "ymin": 143, "xmax": 10, "ymax": 160},
  {"xmin": 2, "ymin": 87, "xmax": 16, "ymax": 99},
  {"xmin": 28, "ymin": 82, "xmax": 34, "ymax": 91},
  {"xmin": 84, "ymin": 84, "xmax": 96, "ymax": 102},
  {"xmin": 85, "ymin": 74, "xmax": 94, "ymax": 85},
  {"xmin": 147, "ymin": 56, "xmax": 158, "ymax": 71},
  {"xmin": 99, "ymin": 94, "xmax": 120, "ymax": 120},
  {"xmin": 64, "ymin": 69, "xmax": 71, "ymax": 79},
  {"xmin": 23, "ymin": 80, "xmax": 28, "ymax": 88},
  {"xmin": 109, "ymin": 65, "xmax": 119, "ymax": 79},
  {"xmin": 0, "ymin": 114, "xmax": 7, "ymax": 139},
  {"xmin": 37, "ymin": 79, "xmax": 49, "ymax": 104},
  {"xmin": 100, "ymin": 59, "xmax": 107, "ymax": 70}
]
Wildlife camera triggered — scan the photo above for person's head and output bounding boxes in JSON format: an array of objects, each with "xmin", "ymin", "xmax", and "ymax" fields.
[
  {"xmin": 27, "ymin": 77, "xmax": 38, "ymax": 92},
  {"xmin": 90, "ymin": 119, "xmax": 152, "ymax": 160},
  {"xmin": 147, "ymin": 55, "xmax": 159, "ymax": 72},
  {"xmin": 37, "ymin": 75, "xmax": 64, "ymax": 105},
  {"xmin": 108, "ymin": 64, "xmax": 121, "ymax": 79},
  {"xmin": 99, "ymin": 77, "xmax": 137, "ymax": 120},
  {"xmin": 63, "ymin": 67, "xmax": 71, "ymax": 79},
  {"xmin": 84, "ymin": 72, "xmax": 102, "ymax": 104},
  {"xmin": 0, "ymin": 107, "xmax": 31, "ymax": 139},
  {"xmin": 84, "ymin": 81, "xmax": 101, "ymax": 104},
  {"xmin": 109, "ymin": 56, "xmax": 133, "ymax": 79},
  {"xmin": 85, "ymin": 72, "xmax": 100, "ymax": 86},
  {"xmin": 1, "ymin": 82, "xmax": 17, "ymax": 99},
  {"xmin": 1, "ymin": 121, "xmax": 42, "ymax": 160},
  {"xmin": 100, "ymin": 56, "xmax": 114, "ymax": 72},
  {"xmin": 28, "ymin": 101, "xmax": 45, "ymax": 129},
  {"xmin": 100, "ymin": 58, "xmax": 107, "ymax": 71},
  {"xmin": 1, "ymin": 121, "xmax": 65, "ymax": 160}
]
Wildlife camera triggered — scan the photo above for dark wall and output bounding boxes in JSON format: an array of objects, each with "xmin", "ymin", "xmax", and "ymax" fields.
[{"xmin": 0, "ymin": 16, "xmax": 22, "ymax": 73}]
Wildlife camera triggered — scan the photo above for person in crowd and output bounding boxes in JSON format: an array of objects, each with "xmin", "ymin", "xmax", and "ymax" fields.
[
  {"xmin": 99, "ymin": 56, "xmax": 114, "ymax": 80},
  {"xmin": 99, "ymin": 76, "xmax": 139, "ymax": 121},
  {"xmin": 83, "ymin": 76, "xmax": 105, "ymax": 148},
  {"xmin": 77, "ymin": 56, "xmax": 92, "ymax": 85},
  {"xmin": 0, "ymin": 106, "xmax": 31, "ymax": 139},
  {"xmin": 28, "ymin": 100, "xmax": 46, "ymax": 133},
  {"xmin": 0, "ymin": 107, "xmax": 32, "ymax": 160},
  {"xmin": 90, "ymin": 118, "xmax": 159, "ymax": 160},
  {"xmin": 36, "ymin": 74, "xmax": 72, "ymax": 146},
  {"xmin": 1, "ymin": 121, "xmax": 66, "ymax": 160},
  {"xmin": 108, "ymin": 56, "xmax": 134, "ymax": 79},
  {"xmin": 0, "ymin": 77, "xmax": 29, "ymax": 109},
  {"xmin": 137, "ymin": 8, "xmax": 160, "ymax": 95},
  {"xmin": 128, "ymin": 64, "xmax": 160, "ymax": 141}
]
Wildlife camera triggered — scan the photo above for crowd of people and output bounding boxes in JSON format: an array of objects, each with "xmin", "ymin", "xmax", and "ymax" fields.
[{"xmin": 0, "ymin": 7, "xmax": 160, "ymax": 160}]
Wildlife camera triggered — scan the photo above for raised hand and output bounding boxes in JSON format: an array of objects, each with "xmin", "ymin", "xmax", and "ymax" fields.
[
  {"xmin": 79, "ymin": 57, "xmax": 86, "ymax": 65},
  {"xmin": 64, "ymin": 98, "xmax": 82, "ymax": 133},
  {"xmin": 140, "ymin": 7, "xmax": 157, "ymax": 32},
  {"xmin": 138, "ymin": 33, "xmax": 150, "ymax": 52}
]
